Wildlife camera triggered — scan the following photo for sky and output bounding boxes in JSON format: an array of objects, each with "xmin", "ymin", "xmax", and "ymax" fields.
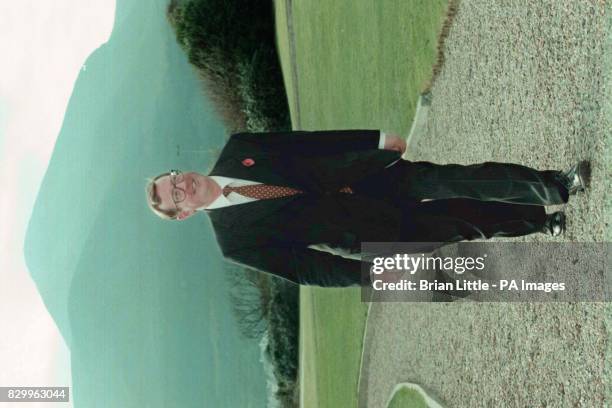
[{"xmin": 0, "ymin": 1, "xmax": 116, "ymax": 405}]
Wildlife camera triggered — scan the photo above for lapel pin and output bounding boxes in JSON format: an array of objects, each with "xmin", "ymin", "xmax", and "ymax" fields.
[{"xmin": 242, "ymin": 158, "xmax": 255, "ymax": 167}]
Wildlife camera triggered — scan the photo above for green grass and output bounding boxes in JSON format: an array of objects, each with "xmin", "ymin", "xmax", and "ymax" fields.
[
  {"xmin": 387, "ymin": 388, "xmax": 430, "ymax": 408},
  {"xmin": 274, "ymin": 1, "xmax": 451, "ymax": 406},
  {"xmin": 298, "ymin": 291, "xmax": 318, "ymax": 407},
  {"xmin": 386, "ymin": 384, "xmax": 445, "ymax": 408},
  {"xmin": 272, "ymin": 0, "xmax": 299, "ymax": 122},
  {"xmin": 299, "ymin": 289, "xmax": 369, "ymax": 408},
  {"xmin": 276, "ymin": 0, "xmax": 449, "ymax": 132}
]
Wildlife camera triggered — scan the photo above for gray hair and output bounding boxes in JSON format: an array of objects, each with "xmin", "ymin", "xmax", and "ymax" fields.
[{"xmin": 145, "ymin": 172, "xmax": 178, "ymax": 220}]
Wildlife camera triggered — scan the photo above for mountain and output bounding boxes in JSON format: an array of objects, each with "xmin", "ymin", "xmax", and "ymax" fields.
[{"xmin": 24, "ymin": 0, "xmax": 267, "ymax": 406}]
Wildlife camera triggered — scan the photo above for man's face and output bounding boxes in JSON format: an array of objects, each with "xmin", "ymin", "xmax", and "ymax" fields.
[{"xmin": 154, "ymin": 171, "xmax": 214, "ymax": 220}]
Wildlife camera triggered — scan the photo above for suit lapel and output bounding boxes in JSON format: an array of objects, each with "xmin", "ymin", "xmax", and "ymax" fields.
[
  {"xmin": 209, "ymin": 154, "xmax": 292, "ymax": 187},
  {"xmin": 207, "ymin": 195, "xmax": 300, "ymax": 228}
]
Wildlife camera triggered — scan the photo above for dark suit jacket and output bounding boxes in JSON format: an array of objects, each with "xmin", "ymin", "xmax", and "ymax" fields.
[{"xmin": 207, "ymin": 130, "xmax": 403, "ymax": 287}]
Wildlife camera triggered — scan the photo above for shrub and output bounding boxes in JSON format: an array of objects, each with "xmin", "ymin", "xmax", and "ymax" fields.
[
  {"xmin": 167, "ymin": 0, "xmax": 291, "ymax": 132},
  {"xmin": 226, "ymin": 266, "xmax": 300, "ymax": 407}
]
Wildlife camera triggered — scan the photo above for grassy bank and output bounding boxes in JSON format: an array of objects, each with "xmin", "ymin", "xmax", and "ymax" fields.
[
  {"xmin": 275, "ymin": 0, "xmax": 450, "ymax": 132},
  {"xmin": 273, "ymin": 0, "xmax": 451, "ymax": 406}
]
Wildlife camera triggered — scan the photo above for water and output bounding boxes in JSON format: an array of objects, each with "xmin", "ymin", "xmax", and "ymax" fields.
[{"xmin": 24, "ymin": 0, "xmax": 268, "ymax": 406}]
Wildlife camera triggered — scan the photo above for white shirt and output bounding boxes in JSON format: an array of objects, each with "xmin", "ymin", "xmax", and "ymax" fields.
[{"xmin": 202, "ymin": 131, "xmax": 390, "ymax": 211}]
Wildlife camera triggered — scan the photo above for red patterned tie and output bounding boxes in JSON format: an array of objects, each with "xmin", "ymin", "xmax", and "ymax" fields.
[{"xmin": 223, "ymin": 184, "xmax": 353, "ymax": 199}]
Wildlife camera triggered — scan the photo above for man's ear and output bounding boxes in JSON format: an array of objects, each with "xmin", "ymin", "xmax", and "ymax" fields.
[{"xmin": 176, "ymin": 209, "xmax": 195, "ymax": 221}]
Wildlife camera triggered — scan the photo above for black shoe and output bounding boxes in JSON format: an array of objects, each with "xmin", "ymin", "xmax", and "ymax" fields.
[
  {"xmin": 542, "ymin": 212, "xmax": 566, "ymax": 236},
  {"xmin": 556, "ymin": 161, "xmax": 591, "ymax": 195}
]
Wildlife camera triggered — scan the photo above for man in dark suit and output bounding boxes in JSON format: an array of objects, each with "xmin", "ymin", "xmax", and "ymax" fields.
[{"xmin": 146, "ymin": 130, "xmax": 589, "ymax": 287}]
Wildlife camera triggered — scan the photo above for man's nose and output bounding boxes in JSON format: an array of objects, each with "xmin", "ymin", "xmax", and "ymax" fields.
[{"xmin": 184, "ymin": 175, "xmax": 193, "ymax": 195}]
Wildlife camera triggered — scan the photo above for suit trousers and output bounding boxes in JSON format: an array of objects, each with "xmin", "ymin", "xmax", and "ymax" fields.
[{"xmin": 351, "ymin": 160, "xmax": 568, "ymax": 243}]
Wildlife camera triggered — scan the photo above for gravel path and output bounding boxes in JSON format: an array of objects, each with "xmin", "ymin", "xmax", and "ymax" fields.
[{"xmin": 359, "ymin": 1, "xmax": 610, "ymax": 407}]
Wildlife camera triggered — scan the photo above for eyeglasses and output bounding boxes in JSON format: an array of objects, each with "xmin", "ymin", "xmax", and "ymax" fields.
[{"xmin": 169, "ymin": 169, "xmax": 186, "ymax": 208}]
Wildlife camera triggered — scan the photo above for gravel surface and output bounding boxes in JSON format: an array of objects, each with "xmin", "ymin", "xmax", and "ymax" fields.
[{"xmin": 359, "ymin": 1, "xmax": 610, "ymax": 407}]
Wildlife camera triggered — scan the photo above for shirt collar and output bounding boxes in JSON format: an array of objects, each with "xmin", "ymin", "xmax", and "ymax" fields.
[{"xmin": 197, "ymin": 176, "xmax": 232, "ymax": 211}]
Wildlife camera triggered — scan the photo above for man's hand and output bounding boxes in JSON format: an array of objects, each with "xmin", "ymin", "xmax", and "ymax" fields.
[{"xmin": 383, "ymin": 134, "xmax": 407, "ymax": 154}]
